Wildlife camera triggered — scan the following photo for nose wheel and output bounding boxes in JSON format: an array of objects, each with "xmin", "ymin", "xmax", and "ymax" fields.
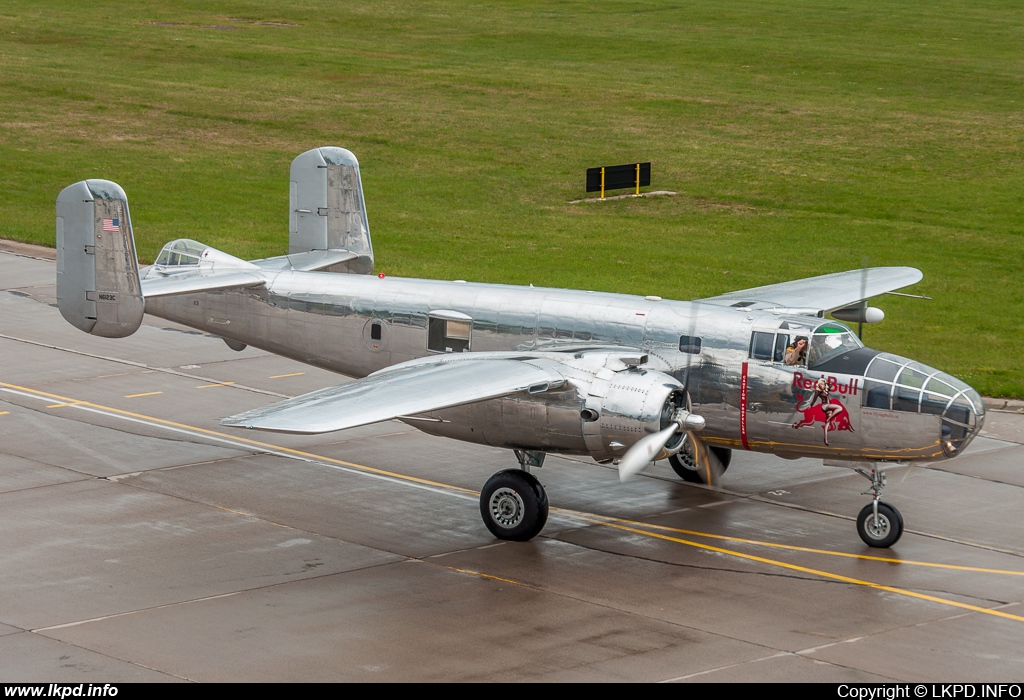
[
  {"xmin": 854, "ymin": 466, "xmax": 904, "ymax": 548},
  {"xmin": 856, "ymin": 501, "xmax": 903, "ymax": 548}
]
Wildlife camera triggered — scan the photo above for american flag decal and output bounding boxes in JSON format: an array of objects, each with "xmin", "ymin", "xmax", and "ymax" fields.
[{"xmin": 102, "ymin": 218, "xmax": 119, "ymax": 232}]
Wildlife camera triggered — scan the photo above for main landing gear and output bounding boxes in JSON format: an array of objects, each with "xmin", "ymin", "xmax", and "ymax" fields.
[
  {"xmin": 854, "ymin": 466, "xmax": 904, "ymax": 548},
  {"xmin": 668, "ymin": 444, "xmax": 732, "ymax": 484},
  {"xmin": 479, "ymin": 450, "xmax": 549, "ymax": 541}
]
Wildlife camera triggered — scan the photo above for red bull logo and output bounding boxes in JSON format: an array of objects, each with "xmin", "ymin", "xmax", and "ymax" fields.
[{"xmin": 792, "ymin": 372, "xmax": 859, "ymax": 396}]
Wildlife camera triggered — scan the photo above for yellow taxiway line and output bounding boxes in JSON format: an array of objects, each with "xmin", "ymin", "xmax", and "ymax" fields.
[
  {"xmin": 595, "ymin": 517, "xmax": 1024, "ymax": 577},
  {"xmin": 1, "ymin": 379, "xmax": 1021, "ymax": 624},
  {"xmin": 585, "ymin": 517, "xmax": 1024, "ymax": 623},
  {"xmin": 268, "ymin": 372, "xmax": 305, "ymax": 379},
  {"xmin": 125, "ymin": 391, "xmax": 163, "ymax": 398}
]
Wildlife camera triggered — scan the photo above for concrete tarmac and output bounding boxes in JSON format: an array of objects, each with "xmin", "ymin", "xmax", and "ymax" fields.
[{"xmin": 1, "ymin": 246, "xmax": 1022, "ymax": 682}]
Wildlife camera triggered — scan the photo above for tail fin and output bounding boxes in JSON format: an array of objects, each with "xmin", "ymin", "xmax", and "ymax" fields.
[
  {"xmin": 289, "ymin": 146, "xmax": 373, "ymax": 274},
  {"xmin": 56, "ymin": 180, "xmax": 144, "ymax": 338}
]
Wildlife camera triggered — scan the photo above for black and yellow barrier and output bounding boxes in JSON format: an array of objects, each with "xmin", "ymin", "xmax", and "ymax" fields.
[{"xmin": 586, "ymin": 162, "xmax": 651, "ymax": 198}]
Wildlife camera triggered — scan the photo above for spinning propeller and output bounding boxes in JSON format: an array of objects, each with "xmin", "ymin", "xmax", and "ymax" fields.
[
  {"xmin": 617, "ymin": 408, "xmax": 706, "ymax": 481},
  {"xmin": 618, "ymin": 304, "xmax": 721, "ymax": 485}
]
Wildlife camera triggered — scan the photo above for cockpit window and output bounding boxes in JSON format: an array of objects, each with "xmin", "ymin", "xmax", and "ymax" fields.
[{"xmin": 807, "ymin": 322, "xmax": 863, "ymax": 367}]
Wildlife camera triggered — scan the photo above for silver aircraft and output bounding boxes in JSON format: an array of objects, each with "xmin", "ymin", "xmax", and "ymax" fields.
[{"xmin": 54, "ymin": 146, "xmax": 985, "ymax": 548}]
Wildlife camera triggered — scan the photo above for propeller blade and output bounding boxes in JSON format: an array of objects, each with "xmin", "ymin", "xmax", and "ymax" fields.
[
  {"xmin": 687, "ymin": 431, "xmax": 725, "ymax": 488},
  {"xmin": 618, "ymin": 423, "xmax": 680, "ymax": 482}
]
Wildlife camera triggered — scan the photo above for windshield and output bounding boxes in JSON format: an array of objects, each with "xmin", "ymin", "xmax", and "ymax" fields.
[{"xmin": 807, "ymin": 322, "xmax": 862, "ymax": 367}]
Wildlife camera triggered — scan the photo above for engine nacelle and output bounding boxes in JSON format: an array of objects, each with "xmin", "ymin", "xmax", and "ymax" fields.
[
  {"xmin": 411, "ymin": 365, "xmax": 687, "ymax": 463},
  {"xmin": 580, "ymin": 368, "xmax": 687, "ymax": 463}
]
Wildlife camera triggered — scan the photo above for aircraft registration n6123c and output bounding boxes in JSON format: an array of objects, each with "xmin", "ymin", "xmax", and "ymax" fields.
[{"xmin": 54, "ymin": 146, "xmax": 985, "ymax": 549}]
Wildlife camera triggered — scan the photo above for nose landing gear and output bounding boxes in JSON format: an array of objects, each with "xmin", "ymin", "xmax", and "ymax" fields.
[{"xmin": 854, "ymin": 466, "xmax": 904, "ymax": 548}]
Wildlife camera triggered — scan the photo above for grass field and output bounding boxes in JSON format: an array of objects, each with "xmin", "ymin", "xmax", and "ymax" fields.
[{"xmin": 0, "ymin": 1, "xmax": 1021, "ymax": 396}]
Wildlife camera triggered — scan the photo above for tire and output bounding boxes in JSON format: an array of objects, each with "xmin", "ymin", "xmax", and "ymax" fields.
[
  {"xmin": 856, "ymin": 501, "xmax": 904, "ymax": 548},
  {"xmin": 479, "ymin": 469, "xmax": 549, "ymax": 541},
  {"xmin": 668, "ymin": 446, "xmax": 732, "ymax": 484}
]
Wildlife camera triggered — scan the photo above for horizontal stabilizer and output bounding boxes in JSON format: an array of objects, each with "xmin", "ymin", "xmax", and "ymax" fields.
[
  {"xmin": 699, "ymin": 267, "xmax": 923, "ymax": 314},
  {"xmin": 141, "ymin": 270, "xmax": 266, "ymax": 298},
  {"xmin": 248, "ymin": 249, "xmax": 358, "ymax": 273},
  {"xmin": 221, "ymin": 357, "xmax": 565, "ymax": 434},
  {"xmin": 140, "ymin": 239, "xmax": 267, "ymax": 298}
]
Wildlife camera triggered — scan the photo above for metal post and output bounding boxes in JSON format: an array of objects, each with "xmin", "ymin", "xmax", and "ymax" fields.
[
  {"xmin": 635, "ymin": 163, "xmax": 640, "ymax": 195},
  {"xmin": 600, "ymin": 167, "xmax": 605, "ymax": 199}
]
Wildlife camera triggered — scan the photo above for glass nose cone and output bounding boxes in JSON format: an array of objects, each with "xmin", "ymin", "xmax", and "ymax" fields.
[
  {"xmin": 863, "ymin": 353, "xmax": 984, "ymax": 458},
  {"xmin": 931, "ymin": 371, "xmax": 984, "ymax": 457}
]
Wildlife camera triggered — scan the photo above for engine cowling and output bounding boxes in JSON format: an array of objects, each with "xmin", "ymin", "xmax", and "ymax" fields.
[
  {"xmin": 411, "ymin": 365, "xmax": 688, "ymax": 464},
  {"xmin": 581, "ymin": 368, "xmax": 687, "ymax": 463}
]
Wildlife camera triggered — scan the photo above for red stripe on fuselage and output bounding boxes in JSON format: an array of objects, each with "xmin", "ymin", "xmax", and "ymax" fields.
[{"xmin": 740, "ymin": 362, "xmax": 750, "ymax": 450}]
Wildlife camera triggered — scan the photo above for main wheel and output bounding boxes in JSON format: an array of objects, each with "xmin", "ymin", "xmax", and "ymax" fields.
[
  {"xmin": 479, "ymin": 469, "xmax": 549, "ymax": 541},
  {"xmin": 856, "ymin": 501, "xmax": 904, "ymax": 548},
  {"xmin": 668, "ymin": 446, "xmax": 732, "ymax": 484}
]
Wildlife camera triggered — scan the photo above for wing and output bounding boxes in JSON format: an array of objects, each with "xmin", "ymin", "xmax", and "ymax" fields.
[
  {"xmin": 220, "ymin": 356, "xmax": 566, "ymax": 434},
  {"xmin": 698, "ymin": 266, "xmax": 922, "ymax": 313}
]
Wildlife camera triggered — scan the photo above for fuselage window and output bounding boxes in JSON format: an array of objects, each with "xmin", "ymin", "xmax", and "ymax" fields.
[
  {"xmin": 428, "ymin": 317, "xmax": 471, "ymax": 353},
  {"xmin": 679, "ymin": 335, "xmax": 702, "ymax": 354},
  {"xmin": 370, "ymin": 322, "xmax": 382, "ymax": 341},
  {"xmin": 750, "ymin": 331, "xmax": 775, "ymax": 360}
]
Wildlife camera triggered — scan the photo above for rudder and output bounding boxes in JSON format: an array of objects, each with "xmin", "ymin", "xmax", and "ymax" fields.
[
  {"xmin": 56, "ymin": 179, "xmax": 144, "ymax": 338},
  {"xmin": 289, "ymin": 146, "xmax": 373, "ymax": 274}
]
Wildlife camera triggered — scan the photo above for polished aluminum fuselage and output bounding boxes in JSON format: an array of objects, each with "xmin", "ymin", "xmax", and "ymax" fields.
[{"xmin": 146, "ymin": 271, "xmax": 973, "ymax": 463}]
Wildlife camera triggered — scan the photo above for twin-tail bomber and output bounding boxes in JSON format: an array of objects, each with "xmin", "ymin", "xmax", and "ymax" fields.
[{"xmin": 55, "ymin": 146, "xmax": 985, "ymax": 548}]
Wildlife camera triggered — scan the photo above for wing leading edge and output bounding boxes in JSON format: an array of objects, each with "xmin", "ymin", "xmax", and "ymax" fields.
[
  {"xmin": 220, "ymin": 356, "xmax": 566, "ymax": 434},
  {"xmin": 699, "ymin": 266, "xmax": 923, "ymax": 313}
]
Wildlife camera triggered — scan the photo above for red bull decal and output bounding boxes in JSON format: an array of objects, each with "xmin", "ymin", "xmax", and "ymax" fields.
[
  {"xmin": 792, "ymin": 399, "xmax": 854, "ymax": 433},
  {"xmin": 791, "ymin": 372, "xmax": 856, "ymax": 446},
  {"xmin": 792, "ymin": 372, "xmax": 859, "ymax": 396},
  {"xmin": 740, "ymin": 362, "xmax": 750, "ymax": 450}
]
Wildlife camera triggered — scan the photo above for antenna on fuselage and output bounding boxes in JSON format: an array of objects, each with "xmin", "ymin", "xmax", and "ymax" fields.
[{"xmin": 858, "ymin": 258, "xmax": 870, "ymax": 340}]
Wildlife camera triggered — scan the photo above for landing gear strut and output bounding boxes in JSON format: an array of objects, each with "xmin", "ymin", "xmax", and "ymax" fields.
[
  {"xmin": 854, "ymin": 466, "xmax": 904, "ymax": 548},
  {"xmin": 479, "ymin": 451, "xmax": 549, "ymax": 541}
]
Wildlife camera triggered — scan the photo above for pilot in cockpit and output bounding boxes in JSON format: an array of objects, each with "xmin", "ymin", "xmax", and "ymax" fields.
[
  {"xmin": 807, "ymin": 335, "xmax": 830, "ymax": 367},
  {"xmin": 785, "ymin": 336, "xmax": 808, "ymax": 366}
]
